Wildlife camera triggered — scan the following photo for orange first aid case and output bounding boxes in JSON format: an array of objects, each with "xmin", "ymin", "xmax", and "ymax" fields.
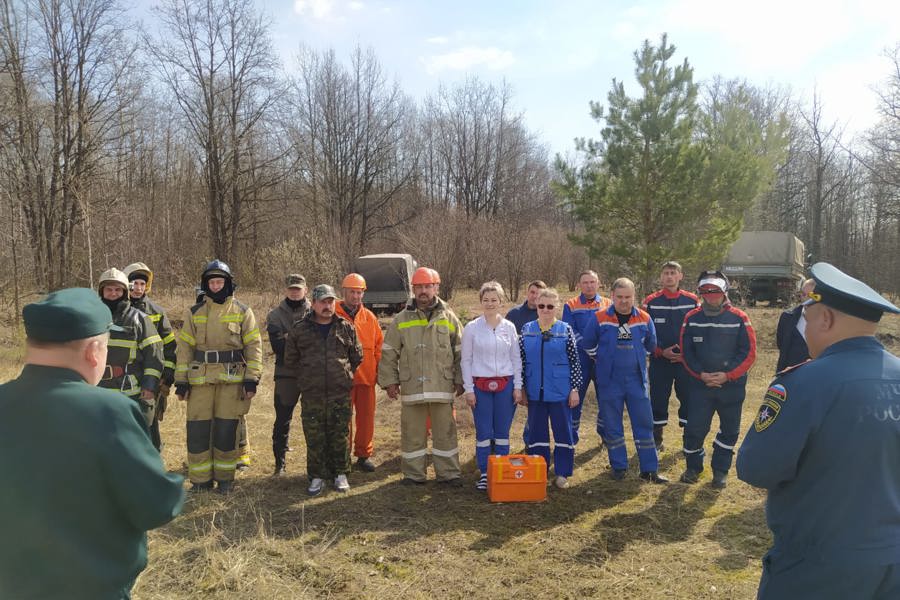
[{"xmin": 487, "ymin": 454, "xmax": 547, "ymax": 502}]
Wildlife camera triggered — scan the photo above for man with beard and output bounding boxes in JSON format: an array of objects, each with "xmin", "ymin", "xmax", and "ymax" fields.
[
  {"xmin": 124, "ymin": 262, "xmax": 177, "ymax": 451},
  {"xmin": 378, "ymin": 267, "xmax": 464, "ymax": 485},
  {"xmin": 97, "ymin": 268, "xmax": 164, "ymax": 428},
  {"xmin": 266, "ymin": 273, "xmax": 310, "ymax": 476}
]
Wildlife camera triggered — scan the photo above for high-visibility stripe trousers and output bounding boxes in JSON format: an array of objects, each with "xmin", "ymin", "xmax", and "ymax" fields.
[
  {"xmin": 599, "ymin": 372, "xmax": 658, "ymax": 472},
  {"xmin": 471, "ymin": 385, "xmax": 516, "ymax": 473},
  {"xmin": 682, "ymin": 380, "xmax": 745, "ymax": 474},
  {"xmin": 349, "ymin": 384, "xmax": 376, "ymax": 459},
  {"xmin": 649, "ymin": 357, "xmax": 691, "ymax": 428},
  {"xmin": 185, "ymin": 383, "xmax": 249, "ymax": 483},
  {"xmin": 526, "ymin": 400, "xmax": 574, "ymax": 477},
  {"xmin": 400, "ymin": 402, "xmax": 460, "ymax": 482}
]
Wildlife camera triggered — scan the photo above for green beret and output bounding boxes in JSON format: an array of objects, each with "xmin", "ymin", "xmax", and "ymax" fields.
[{"xmin": 23, "ymin": 288, "xmax": 122, "ymax": 342}]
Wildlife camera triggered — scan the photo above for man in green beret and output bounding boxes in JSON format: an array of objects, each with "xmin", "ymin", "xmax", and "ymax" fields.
[{"xmin": 0, "ymin": 288, "xmax": 185, "ymax": 599}]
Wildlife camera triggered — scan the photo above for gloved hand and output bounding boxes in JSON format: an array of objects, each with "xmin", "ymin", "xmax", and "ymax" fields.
[
  {"xmin": 175, "ymin": 383, "xmax": 190, "ymax": 400},
  {"xmin": 243, "ymin": 380, "xmax": 257, "ymax": 401},
  {"xmin": 161, "ymin": 368, "xmax": 175, "ymax": 386}
]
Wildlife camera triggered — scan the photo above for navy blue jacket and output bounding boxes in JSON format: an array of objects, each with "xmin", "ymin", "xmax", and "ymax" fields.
[
  {"xmin": 680, "ymin": 303, "xmax": 757, "ymax": 385},
  {"xmin": 775, "ymin": 305, "xmax": 810, "ymax": 373},
  {"xmin": 737, "ymin": 336, "xmax": 900, "ymax": 566},
  {"xmin": 642, "ymin": 288, "xmax": 699, "ymax": 356},
  {"xmin": 505, "ymin": 302, "xmax": 538, "ymax": 334}
]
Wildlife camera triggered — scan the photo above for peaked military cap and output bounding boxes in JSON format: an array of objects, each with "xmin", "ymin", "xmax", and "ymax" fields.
[
  {"xmin": 23, "ymin": 288, "xmax": 123, "ymax": 342},
  {"xmin": 803, "ymin": 262, "xmax": 900, "ymax": 322},
  {"xmin": 311, "ymin": 284, "xmax": 338, "ymax": 301}
]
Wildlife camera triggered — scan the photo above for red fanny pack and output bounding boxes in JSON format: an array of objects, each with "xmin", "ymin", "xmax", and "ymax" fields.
[{"xmin": 474, "ymin": 376, "xmax": 510, "ymax": 392}]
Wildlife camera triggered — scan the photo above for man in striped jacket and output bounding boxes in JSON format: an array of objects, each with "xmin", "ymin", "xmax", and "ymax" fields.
[{"xmin": 679, "ymin": 271, "xmax": 757, "ymax": 489}]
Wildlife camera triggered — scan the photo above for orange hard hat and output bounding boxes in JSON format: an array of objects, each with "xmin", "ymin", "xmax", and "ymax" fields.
[
  {"xmin": 341, "ymin": 273, "xmax": 367, "ymax": 290},
  {"xmin": 412, "ymin": 266, "xmax": 441, "ymax": 285}
]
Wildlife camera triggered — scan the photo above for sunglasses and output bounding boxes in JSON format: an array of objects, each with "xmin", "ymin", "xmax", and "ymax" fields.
[
  {"xmin": 537, "ymin": 304, "xmax": 555, "ymax": 310},
  {"xmin": 698, "ymin": 289, "xmax": 724, "ymax": 295}
]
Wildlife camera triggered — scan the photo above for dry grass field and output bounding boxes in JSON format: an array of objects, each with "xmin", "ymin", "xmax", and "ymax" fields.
[{"xmin": 2, "ymin": 289, "xmax": 898, "ymax": 599}]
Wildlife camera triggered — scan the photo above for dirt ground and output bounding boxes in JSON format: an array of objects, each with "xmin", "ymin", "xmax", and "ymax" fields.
[{"xmin": 1, "ymin": 289, "xmax": 898, "ymax": 599}]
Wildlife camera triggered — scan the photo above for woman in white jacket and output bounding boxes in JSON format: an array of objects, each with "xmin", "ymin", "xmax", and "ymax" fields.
[{"xmin": 461, "ymin": 281, "xmax": 523, "ymax": 490}]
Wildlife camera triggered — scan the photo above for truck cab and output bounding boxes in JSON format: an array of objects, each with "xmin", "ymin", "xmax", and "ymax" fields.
[{"xmin": 352, "ymin": 253, "xmax": 417, "ymax": 316}]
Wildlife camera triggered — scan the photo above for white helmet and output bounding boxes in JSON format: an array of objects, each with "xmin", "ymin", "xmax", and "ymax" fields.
[
  {"xmin": 98, "ymin": 268, "xmax": 130, "ymax": 292},
  {"xmin": 124, "ymin": 262, "xmax": 154, "ymax": 294}
]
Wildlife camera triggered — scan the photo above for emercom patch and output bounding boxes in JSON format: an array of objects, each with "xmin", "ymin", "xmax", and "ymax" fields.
[{"xmin": 755, "ymin": 399, "xmax": 781, "ymax": 432}]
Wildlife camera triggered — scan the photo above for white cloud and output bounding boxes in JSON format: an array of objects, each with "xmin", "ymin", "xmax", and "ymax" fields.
[
  {"xmin": 421, "ymin": 46, "xmax": 515, "ymax": 74},
  {"xmin": 293, "ymin": 0, "xmax": 335, "ymax": 19},
  {"xmin": 349, "ymin": 0, "xmax": 364, "ymax": 9},
  {"xmin": 426, "ymin": 36, "xmax": 450, "ymax": 45}
]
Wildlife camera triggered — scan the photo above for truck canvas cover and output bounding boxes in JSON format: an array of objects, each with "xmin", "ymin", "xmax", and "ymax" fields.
[
  {"xmin": 352, "ymin": 253, "xmax": 416, "ymax": 307},
  {"xmin": 722, "ymin": 231, "xmax": 805, "ymax": 278}
]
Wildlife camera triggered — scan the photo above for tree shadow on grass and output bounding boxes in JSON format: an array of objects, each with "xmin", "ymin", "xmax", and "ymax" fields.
[{"xmin": 707, "ymin": 504, "xmax": 770, "ymax": 571}]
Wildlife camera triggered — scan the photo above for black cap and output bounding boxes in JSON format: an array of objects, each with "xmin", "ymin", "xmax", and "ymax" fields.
[
  {"xmin": 23, "ymin": 288, "xmax": 124, "ymax": 342},
  {"xmin": 803, "ymin": 262, "xmax": 900, "ymax": 322}
]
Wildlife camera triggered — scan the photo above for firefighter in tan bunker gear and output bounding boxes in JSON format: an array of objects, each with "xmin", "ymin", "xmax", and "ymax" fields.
[
  {"xmin": 175, "ymin": 260, "xmax": 263, "ymax": 494},
  {"xmin": 97, "ymin": 268, "xmax": 164, "ymax": 428},
  {"xmin": 378, "ymin": 267, "xmax": 464, "ymax": 484}
]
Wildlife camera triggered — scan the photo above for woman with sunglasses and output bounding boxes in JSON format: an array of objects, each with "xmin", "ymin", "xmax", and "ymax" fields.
[
  {"xmin": 461, "ymin": 282, "xmax": 523, "ymax": 490},
  {"xmin": 518, "ymin": 288, "xmax": 582, "ymax": 489}
]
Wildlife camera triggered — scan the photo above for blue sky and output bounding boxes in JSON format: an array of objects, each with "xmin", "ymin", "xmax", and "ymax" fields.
[{"xmin": 144, "ymin": 0, "xmax": 900, "ymax": 156}]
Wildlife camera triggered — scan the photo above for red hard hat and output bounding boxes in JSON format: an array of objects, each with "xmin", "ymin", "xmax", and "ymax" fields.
[
  {"xmin": 341, "ymin": 273, "xmax": 367, "ymax": 290},
  {"xmin": 412, "ymin": 267, "xmax": 440, "ymax": 285}
]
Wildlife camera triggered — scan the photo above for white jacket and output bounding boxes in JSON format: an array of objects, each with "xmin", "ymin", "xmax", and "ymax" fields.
[{"xmin": 461, "ymin": 316, "xmax": 523, "ymax": 393}]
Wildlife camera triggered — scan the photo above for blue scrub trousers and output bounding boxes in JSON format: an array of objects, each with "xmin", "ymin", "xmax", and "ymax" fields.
[
  {"xmin": 526, "ymin": 400, "xmax": 574, "ymax": 477},
  {"xmin": 649, "ymin": 357, "xmax": 690, "ymax": 428},
  {"xmin": 472, "ymin": 385, "xmax": 516, "ymax": 473},
  {"xmin": 682, "ymin": 379, "xmax": 744, "ymax": 474},
  {"xmin": 600, "ymin": 372, "xmax": 658, "ymax": 472}
]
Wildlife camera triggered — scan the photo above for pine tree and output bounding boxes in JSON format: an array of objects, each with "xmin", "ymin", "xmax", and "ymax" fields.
[{"xmin": 556, "ymin": 35, "xmax": 786, "ymax": 290}]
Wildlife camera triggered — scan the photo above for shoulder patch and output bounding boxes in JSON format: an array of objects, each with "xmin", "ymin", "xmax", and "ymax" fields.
[{"xmin": 755, "ymin": 383, "xmax": 788, "ymax": 432}]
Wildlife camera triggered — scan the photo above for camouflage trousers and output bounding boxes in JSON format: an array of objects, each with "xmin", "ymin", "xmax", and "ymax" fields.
[{"xmin": 300, "ymin": 391, "xmax": 352, "ymax": 480}]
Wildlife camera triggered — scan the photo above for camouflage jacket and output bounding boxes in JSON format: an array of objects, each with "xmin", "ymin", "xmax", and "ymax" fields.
[{"xmin": 285, "ymin": 313, "xmax": 363, "ymax": 397}]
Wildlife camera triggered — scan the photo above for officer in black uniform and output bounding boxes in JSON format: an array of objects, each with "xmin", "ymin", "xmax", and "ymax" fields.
[{"xmin": 737, "ymin": 262, "xmax": 900, "ymax": 600}]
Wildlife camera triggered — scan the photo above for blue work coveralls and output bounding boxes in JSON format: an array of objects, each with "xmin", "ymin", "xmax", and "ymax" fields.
[
  {"xmin": 562, "ymin": 294, "xmax": 610, "ymax": 443},
  {"xmin": 583, "ymin": 305, "xmax": 658, "ymax": 472},
  {"xmin": 737, "ymin": 337, "xmax": 900, "ymax": 600}
]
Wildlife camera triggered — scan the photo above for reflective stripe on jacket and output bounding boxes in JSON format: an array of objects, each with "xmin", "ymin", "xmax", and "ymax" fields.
[
  {"xmin": 175, "ymin": 296, "xmax": 263, "ymax": 386},
  {"xmin": 131, "ymin": 295, "xmax": 177, "ymax": 381},
  {"xmin": 377, "ymin": 298, "xmax": 462, "ymax": 404},
  {"xmin": 102, "ymin": 301, "xmax": 164, "ymax": 397}
]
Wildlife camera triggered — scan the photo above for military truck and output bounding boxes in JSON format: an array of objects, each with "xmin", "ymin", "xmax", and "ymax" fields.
[
  {"xmin": 352, "ymin": 253, "xmax": 417, "ymax": 315},
  {"xmin": 722, "ymin": 231, "xmax": 806, "ymax": 307}
]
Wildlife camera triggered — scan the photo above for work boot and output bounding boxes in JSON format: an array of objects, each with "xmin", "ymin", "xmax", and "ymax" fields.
[
  {"xmin": 640, "ymin": 471, "xmax": 669, "ymax": 484},
  {"xmin": 680, "ymin": 469, "xmax": 701, "ymax": 484},
  {"xmin": 653, "ymin": 425, "xmax": 664, "ymax": 453},
  {"xmin": 711, "ymin": 470, "xmax": 728, "ymax": 489},
  {"xmin": 611, "ymin": 469, "xmax": 627, "ymax": 480},
  {"xmin": 356, "ymin": 457, "xmax": 376, "ymax": 472},
  {"xmin": 272, "ymin": 457, "xmax": 286, "ymax": 477},
  {"xmin": 400, "ymin": 477, "xmax": 426, "ymax": 486},
  {"xmin": 216, "ymin": 480, "xmax": 234, "ymax": 495},
  {"xmin": 189, "ymin": 481, "xmax": 214, "ymax": 493}
]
